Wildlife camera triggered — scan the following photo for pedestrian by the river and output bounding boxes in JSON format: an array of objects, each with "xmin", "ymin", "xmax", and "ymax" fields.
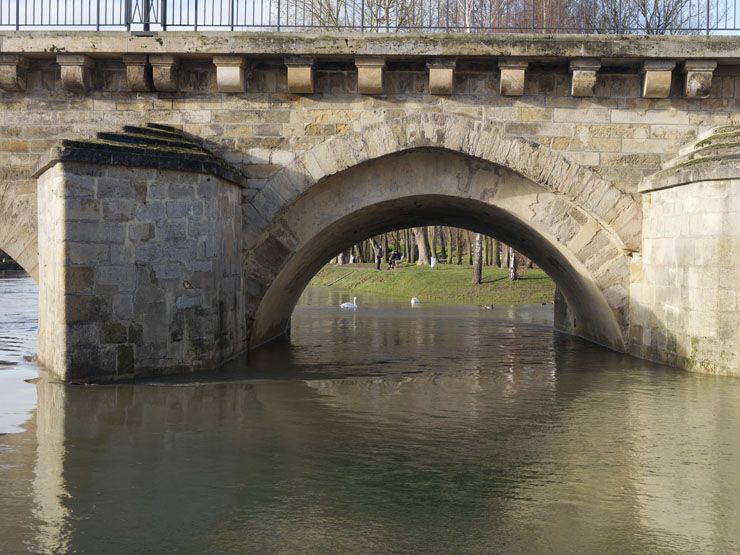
[{"xmin": 374, "ymin": 244, "xmax": 383, "ymax": 270}]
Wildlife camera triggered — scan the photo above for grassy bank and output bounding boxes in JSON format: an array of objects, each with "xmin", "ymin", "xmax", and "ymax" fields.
[{"xmin": 310, "ymin": 263, "xmax": 555, "ymax": 305}]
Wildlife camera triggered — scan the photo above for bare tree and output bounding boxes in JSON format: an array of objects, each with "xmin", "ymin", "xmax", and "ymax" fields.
[
  {"xmin": 508, "ymin": 246, "xmax": 519, "ymax": 280},
  {"xmin": 472, "ymin": 233, "xmax": 483, "ymax": 284}
]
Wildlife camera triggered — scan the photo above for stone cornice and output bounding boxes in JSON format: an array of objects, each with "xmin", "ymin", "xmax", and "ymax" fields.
[
  {"xmin": 32, "ymin": 123, "xmax": 248, "ymax": 187},
  {"xmin": 1, "ymin": 32, "xmax": 740, "ymax": 63},
  {"xmin": 640, "ymin": 126, "xmax": 740, "ymax": 192}
]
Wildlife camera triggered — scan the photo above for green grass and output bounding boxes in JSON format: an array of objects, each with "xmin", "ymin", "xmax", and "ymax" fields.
[{"xmin": 310, "ymin": 263, "xmax": 555, "ymax": 305}]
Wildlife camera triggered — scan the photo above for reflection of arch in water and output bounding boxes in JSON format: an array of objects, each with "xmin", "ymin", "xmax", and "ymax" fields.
[{"xmin": 246, "ymin": 146, "xmax": 634, "ymax": 354}]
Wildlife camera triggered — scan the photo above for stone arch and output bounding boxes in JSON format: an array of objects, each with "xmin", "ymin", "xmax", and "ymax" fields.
[
  {"xmin": 0, "ymin": 181, "xmax": 38, "ymax": 279},
  {"xmin": 245, "ymin": 141, "xmax": 637, "ymax": 353},
  {"xmin": 247, "ymin": 112, "xmax": 641, "ymax": 253}
]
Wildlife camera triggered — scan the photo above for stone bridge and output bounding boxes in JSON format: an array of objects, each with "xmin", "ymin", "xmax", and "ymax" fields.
[{"xmin": 0, "ymin": 32, "xmax": 738, "ymax": 381}]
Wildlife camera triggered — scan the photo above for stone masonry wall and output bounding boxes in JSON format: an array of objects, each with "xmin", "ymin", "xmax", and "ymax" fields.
[
  {"xmin": 2, "ymin": 54, "xmax": 738, "ymax": 275},
  {"xmin": 629, "ymin": 179, "xmax": 740, "ymax": 375},
  {"xmin": 37, "ymin": 162, "xmax": 245, "ymax": 382}
]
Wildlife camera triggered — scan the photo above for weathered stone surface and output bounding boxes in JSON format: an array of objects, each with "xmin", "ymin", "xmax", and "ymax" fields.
[
  {"xmin": 122, "ymin": 54, "xmax": 151, "ymax": 92},
  {"xmin": 37, "ymin": 161, "xmax": 246, "ymax": 382},
  {"xmin": 3, "ymin": 31, "xmax": 739, "ymax": 60},
  {"xmin": 2, "ymin": 34, "xmax": 739, "ymax": 380},
  {"xmin": 355, "ymin": 56, "xmax": 385, "ymax": 95},
  {"xmin": 213, "ymin": 55, "xmax": 246, "ymax": 93},
  {"xmin": 149, "ymin": 54, "xmax": 179, "ymax": 92},
  {"xmin": 285, "ymin": 56, "xmax": 315, "ymax": 94},
  {"xmin": 498, "ymin": 58, "xmax": 528, "ymax": 97},
  {"xmin": 57, "ymin": 54, "xmax": 94, "ymax": 92},
  {"xmin": 427, "ymin": 58, "xmax": 456, "ymax": 95},
  {"xmin": 629, "ymin": 128, "xmax": 740, "ymax": 376},
  {"xmin": 569, "ymin": 58, "xmax": 600, "ymax": 97},
  {"xmin": 683, "ymin": 59, "xmax": 717, "ymax": 99},
  {"xmin": 641, "ymin": 60, "xmax": 675, "ymax": 98},
  {"xmin": 0, "ymin": 54, "xmax": 28, "ymax": 91}
]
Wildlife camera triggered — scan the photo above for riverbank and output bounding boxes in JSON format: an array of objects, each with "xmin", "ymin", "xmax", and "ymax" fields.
[{"xmin": 310, "ymin": 263, "xmax": 555, "ymax": 305}]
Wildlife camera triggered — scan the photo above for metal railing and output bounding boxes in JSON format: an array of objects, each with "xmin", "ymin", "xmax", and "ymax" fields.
[{"xmin": 1, "ymin": 0, "xmax": 738, "ymax": 33}]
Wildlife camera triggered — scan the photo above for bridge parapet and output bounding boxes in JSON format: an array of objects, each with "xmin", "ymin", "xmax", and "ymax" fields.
[{"xmin": 0, "ymin": 32, "xmax": 736, "ymax": 99}]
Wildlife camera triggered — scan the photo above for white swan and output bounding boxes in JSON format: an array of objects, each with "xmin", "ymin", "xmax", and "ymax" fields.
[
  {"xmin": 340, "ymin": 297, "xmax": 358, "ymax": 309},
  {"xmin": 411, "ymin": 297, "xmax": 421, "ymax": 305}
]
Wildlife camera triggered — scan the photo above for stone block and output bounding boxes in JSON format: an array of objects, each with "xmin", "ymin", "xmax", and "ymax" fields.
[
  {"xmin": 57, "ymin": 54, "xmax": 95, "ymax": 92},
  {"xmin": 96, "ymin": 265, "xmax": 136, "ymax": 292},
  {"xmin": 683, "ymin": 60, "xmax": 717, "ymax": 99},
  {"xmin": 355, "ymin": 56, "xmax": 385, "ymax": 95},
  {"xmin": 116, "ymin": 345, "xmax": 135, "ymax": 375},
  {"xmin": 427, "ymin": 58, "xmax": 456, "ymax": 96},
  {"xmin": 149, "ymin": 55, "xmax": 179, "ymax": 93},
  {"xmin": 569, "ymin": 58, "xmax": 600, "ymax": 97},
  {"xmin": 65, "ymin": 243, "xmax": 110, "ymax": 265},
  {"xmin": 112, "ymin": 294, "xmax": 134, "ymax": 320},
  {"xmin": 498, "ymin": 58, "xmax": 528, "ymax": 97},
  {"xmin": 285, "ymin": 56, "xmax": 315, "ymax": 94},
  {"xmin": 65, "ymin": 266, "xmax": 95, "ymax": 293},
  {"xmin": 213, "ymin": 55, "xmax": 246, "ymax": 94},
  {"xmin": 641, "ymin": 60, "xmax": 676, "ymax": 99},
  {"xmin": 102, "ymin": 199, "xmax": 135, "ymax": 222},
  {"xmin": 122, "ymin": 54, "xmax": 151, "ymax": 92},
  {"xmin": 65, "ymin": 295, "xmax": 109, "ymax": 323},
  {"xmin": 0, "ymin": 54, "xmax": 28, "ymax": 92},
  {"xmin": 101, "ymin": 321, "xmax": 128, "ymax": 344}
]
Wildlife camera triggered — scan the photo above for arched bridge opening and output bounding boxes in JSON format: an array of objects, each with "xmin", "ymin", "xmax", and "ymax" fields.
[{"xmin": 246, "ymin": 148, "xmax": 633, "ymax": 354}]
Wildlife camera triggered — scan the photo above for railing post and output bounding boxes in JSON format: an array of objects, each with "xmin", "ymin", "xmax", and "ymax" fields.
[
  {"xmin": 361, "ymin": 0, "xmax": 365, "ymax": 31},
  {"xmin": 125, "ymin": 0, "xmax": 132, "ymax": 30},
  {"xmin": 15, "ymin": 0, "xmax": 20, "ymax": 30},
  {"xmin": 194, "ymin": 0, "xmax": 198, "ymax": 30},
  {"xmin": 230, "ymin": 0, "xmax": 235, "ymax": 30},
  {"xmin": 277, "ymin": 0, "xmax": 281, "ymax": 30},
  {"xmin": 161, "ymin": 0, "xmax": 167, "ymax": 30},
  {"xmin": 96, "ymin": 0, "xmax": 101, "ymax": 30},
  {"xmin": 143, "ymin": 0, "xmax": 151, "ymax": 30},
  {"xmin": 706, "ymin": 0, "xmax": 711, "ymax": 35}
]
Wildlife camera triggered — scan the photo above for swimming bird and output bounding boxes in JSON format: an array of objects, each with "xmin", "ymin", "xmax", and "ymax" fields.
[
  {"xmin": 340, "ymin": 297, "xmax": 358, "ymax": 309},
  {"xmin": 411, "ymin": 297, "xmax": 421, "ymax": 305}
]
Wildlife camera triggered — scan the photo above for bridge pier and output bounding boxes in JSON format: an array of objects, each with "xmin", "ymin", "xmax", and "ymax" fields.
[
  {"xmin": 628, "ymin": 129, "xmax": 740, "ymax": 375},
  {"xmin": 35, "ymin": 126, "xmax": 248, "ymax": 381}
]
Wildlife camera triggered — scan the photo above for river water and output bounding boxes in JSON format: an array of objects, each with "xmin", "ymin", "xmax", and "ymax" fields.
[{"xmin": 1, "ymin": 273, "xmax": 739, "ymax": 553}]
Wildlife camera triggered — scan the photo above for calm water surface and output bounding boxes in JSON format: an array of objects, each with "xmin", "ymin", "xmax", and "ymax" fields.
[{"xmin": 1, "ymin": 274, "xmax": 739, "ymax": 553}]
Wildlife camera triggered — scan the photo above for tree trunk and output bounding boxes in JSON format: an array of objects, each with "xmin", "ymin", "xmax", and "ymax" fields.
[
  {"xmin": 472, "ymin": 233, "xmax": 483, "ymax": 284},
  {"xmin": 494, "ymin": 239, "xmax": 501, "ymax": 267},
  {"xmin": 508, "ymin": 247, "xmax": 519, "ymax": 281},
  {"xmin": 456, "ymin": 229, "xmax": 462, "ymax": 265},
  {"xmin": 336, "ymin": 250, "xmax": 349, "ymax": 265},
  {"xmin": 413, "ymin": 227, "xmax": 431, "ymax": 265},
  {"xmin": 431, "ymin": 227, "xmax": 438, "ymax": 259},
  {"xmin": 466, "ymin": 232, "xmax": 473, "ymax": 265},
  {"xmin": 438, "ymin": 226, "xmax": 447, "ymax": 260}
]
